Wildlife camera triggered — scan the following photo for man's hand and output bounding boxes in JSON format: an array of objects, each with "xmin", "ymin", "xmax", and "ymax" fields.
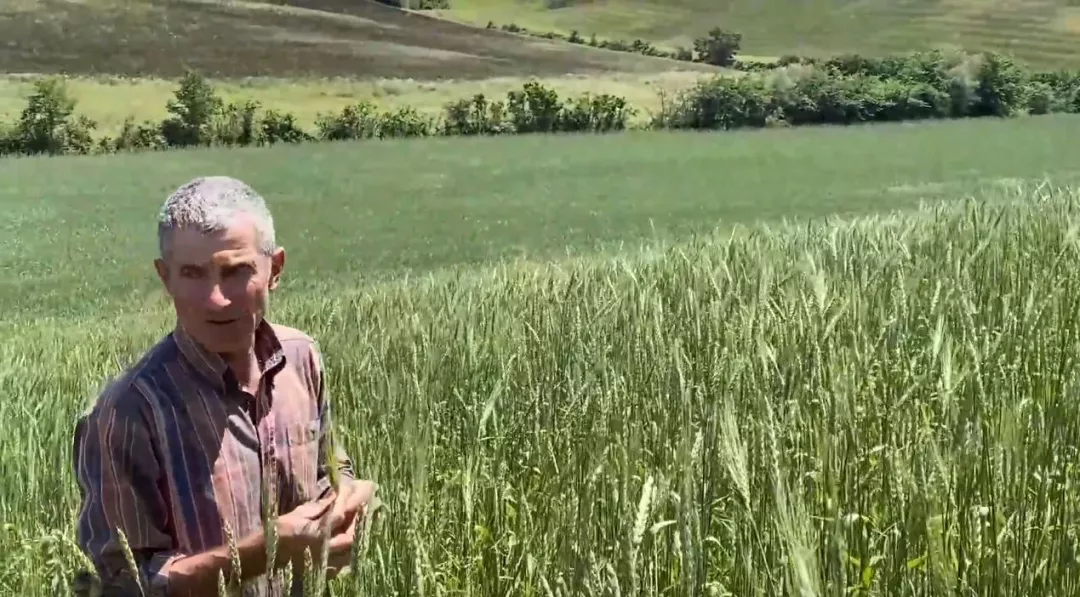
[
  {"xmin": 325, "ymin": 480, "xmax": 378, "ymax": 578},
  {"xmin": 274, "ymin": 493, "xmax": 337, "ymax": 568},
  {"xmin": 328, "ymin": 480, "xmax": 378, "ymax": 535}
]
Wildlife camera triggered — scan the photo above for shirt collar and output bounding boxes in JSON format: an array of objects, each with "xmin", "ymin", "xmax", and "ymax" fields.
[{"xmin": 173, "ymin": 318, "xmax": 286, "ymax": 389}]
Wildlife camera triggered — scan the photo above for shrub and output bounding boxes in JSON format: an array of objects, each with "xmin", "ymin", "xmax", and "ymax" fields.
[
  {"xmin": 213, "ymin": 100, "xmax": 261, "ymax": 147},
  {"xmin": 1031, "ymin": 69, "xmax": 1080, "ymax": 113},
  {"xmin": 161, "ymin": 70, "xmax": 223, "ymax": 147},
  {"xmin": 654, "ymin": 76, "xmax": 777, "ymax": 130},
  {"xmin": 656, "ymin": 49, "xmax": 1079, "ymax": 131},
  {"xmin": 971, "ymin": 52, "xmax": 1030, "ymax": 117},
  {"xmin": 506, "ymin": 82, "xmax": 563, "ymax": 133},
  {"xmin": 2, "ymin": 48, "xmax": 1078, "ymax": 160},
  {"xmin": 260, "ymin": 109, "xmax": 314, "ymax": 145},
  {"xmin": 442, "ymin": 94, "xmax": 510, "ymax": 136},
  {"xmin": 316, "ymin": 103, "xmax": 383, "ymax": 141},
  {"xmin": 694, "ymin": 27, "xmax": 742, "ymax": 67},
  {"xmin": 315, "ymin": 103, "xmax": 436, "ymax": 141},
  {"xmin": 3, "ymin": 78, "xmax": 97, "ymax": 156},
  {"xmin": 560, "ymin": 93, "xmax": 635, "ymax": 133},
  {"xmin": 99, "ymin": 117, "xmax": 166, "ymax": 153}
]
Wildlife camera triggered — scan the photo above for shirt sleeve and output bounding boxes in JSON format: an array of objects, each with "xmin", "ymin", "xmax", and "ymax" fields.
[
  {"xmin": 73, "ymin": 390, "xmax": 185, "ymax": 597},
  {"xmin": 311, "ymin": 343, "xmax": 356, "ymax": 499}
]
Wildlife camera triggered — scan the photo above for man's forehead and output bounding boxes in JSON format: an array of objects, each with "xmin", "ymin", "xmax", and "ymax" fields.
[
  {"xmin": 172, "ymin": 247, "xmax": 259, "ymax": 268},
  {"xmin": 166, "ymin": 225, "xmax": 261, "ymax": 266}
]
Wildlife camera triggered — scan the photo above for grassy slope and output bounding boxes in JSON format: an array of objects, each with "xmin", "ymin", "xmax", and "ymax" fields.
[
  {"xmin": 0, "ymin": 0, "xmax": 715, "ymax": 80},
  {"xmin": 2, "ymin": 115, "xmax": 1080, "ymax": 326},
  {"xmin": 442, "ymin": 0, "xmax": 1080, "ymax": 68}
]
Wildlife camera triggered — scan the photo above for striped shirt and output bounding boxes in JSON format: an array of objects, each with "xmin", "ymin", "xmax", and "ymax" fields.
[{"xmin": 73, "ymin": 319, "xmax": 355, "ymax": 597}]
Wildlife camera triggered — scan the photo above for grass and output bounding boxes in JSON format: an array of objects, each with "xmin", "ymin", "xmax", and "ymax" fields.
[
  {"xmin": 0, "ymin": 71, "xmax": 716, "ymax": 137},
  {"xmin": 5, "ymin": 115, "xmax": 1080, "ymax": 325},
  {"xmin": 440, "ymin": 0, "xmax": 1080, "ymax": 69},
  {"xmin": 4, "ymin": 158, "xmax": 1080, "ymax": 594}
]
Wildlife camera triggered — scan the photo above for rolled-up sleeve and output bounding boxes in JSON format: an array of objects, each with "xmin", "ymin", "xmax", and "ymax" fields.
[{"xmin": 73, "ymin": 394, "xmax": 184, "ymax": 597}]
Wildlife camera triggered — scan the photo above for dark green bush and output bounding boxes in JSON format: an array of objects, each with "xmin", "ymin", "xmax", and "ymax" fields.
[
  {"xmin": 1, "ymin": 78, "xmax": 96, "ymax": 156},
  {"xmin": 694, "ymin": 28, "xmax": 742, "ymax": 67},
  {"xmin": 99, "ymin": 117, "xmax": 166, "ymax": 153},
  {"xmin": 655, "ymin": 49, "xmax": 1077, "ymax": 131},
  {"xmin": 161, "ymin": 70, "xmax": 222, "ymax": 147},
  {"xmin": 314, "ymin": 103, "xmax": 436, "ymax": 141},
  {"xmin": 260, "ymin": 109, "xmax": 313, "ymax": 145},
  {"xmin": 213, "ymin": 100, "xmax": 261, "ymax": 147},
  {"xmin": 442, "ymin": 94, "xmax": 510, "ymax": 136}
]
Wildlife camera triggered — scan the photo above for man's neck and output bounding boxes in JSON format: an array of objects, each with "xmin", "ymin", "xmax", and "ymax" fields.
[{"xmin": 224, "ymin": 351, "xmax": 261, "ymax": 392}]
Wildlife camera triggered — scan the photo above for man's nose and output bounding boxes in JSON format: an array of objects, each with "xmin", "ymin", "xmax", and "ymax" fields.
[{"xmin": 204, "ymin": 282, "xmax": 231, "ymax": 309}]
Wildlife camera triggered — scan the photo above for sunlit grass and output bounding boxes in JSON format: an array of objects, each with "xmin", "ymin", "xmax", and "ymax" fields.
[{"xmin": 4, "ymin": 179, "xmax": 1080, "ymax": 595}]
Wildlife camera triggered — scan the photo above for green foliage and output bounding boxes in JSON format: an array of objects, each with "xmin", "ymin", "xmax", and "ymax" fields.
[
  {"xmin": 261, "ymin": 110, "xmax": 314, "ymax": 145},
  {"xmin": 2, "ymin": 48, "xmax": 1079, "ymax": 159},
  {"xmin": 439, "ymin": 83, "xmax": 634, "ymax": 135},
  {"xmin": 98, "ymin": 117, "xmax": 166, "ymax": 153},
  {"xmin": 315, "ymin": 103, "xmax": 437, "ymax": 141},
  {"xmin": 442, "ymin": 94, "xmax": 513, "ymax": 135},
  {"xmin": 213, "ymin": 100, "xmax": 262, "ymax": 147},
  {"xmin": 161, "ymin": 70, "xmax": 223, "ymax": 148},
  {"xmin": 654, "ymin": 49, "xmax": 1080, "ymax": 131},
  {"xmin": 693, "ymin": 27, "xmax": 742, "ymax": 67},
  {"xmin": 1, "ymin": 78, "xmax": 96, "ymax": 156}
]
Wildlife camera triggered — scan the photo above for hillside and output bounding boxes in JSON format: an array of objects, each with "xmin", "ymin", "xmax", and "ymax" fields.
[
  {"xmin": 443, "ymin": 0, "xmax": 1080, "ymax": 68},
  {"xmin": 0, "ymin": 0, "xmax": 717, "ymax": 79}
]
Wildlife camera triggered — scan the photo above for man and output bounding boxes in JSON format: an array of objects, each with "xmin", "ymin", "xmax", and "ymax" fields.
[{"xmin": 73, "ymin": 176, "xmax": 375, "ymax": 597}]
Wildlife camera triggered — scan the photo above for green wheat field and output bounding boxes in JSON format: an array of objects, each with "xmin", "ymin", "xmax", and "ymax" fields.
[{"xmin": 4, "ymin": 115, "xmax": 1080, "ymax": 596}]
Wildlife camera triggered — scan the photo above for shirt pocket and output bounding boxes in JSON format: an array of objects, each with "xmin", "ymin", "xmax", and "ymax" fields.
[
  {"xmin": 281, "ymin": 418, "xmax": 321, "ymax": 504},
  {"xmin": 285, "ymin": 419, "xmax": 320, "ymax": 446}
]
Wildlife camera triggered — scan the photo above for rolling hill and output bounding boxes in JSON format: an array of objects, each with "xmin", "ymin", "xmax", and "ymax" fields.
[
  {"xmin": 0, "ymin": 0, "xmax": 717, "ymax": 80},
  {"xmin": 443, "ymin": 0, "xmax": 1080, "ymax": 68}
]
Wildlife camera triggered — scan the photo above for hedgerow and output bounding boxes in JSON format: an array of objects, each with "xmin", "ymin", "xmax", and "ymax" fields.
[{"xmin": 0, "ymin": 48, "xmax": 1077, "ymax": 158}]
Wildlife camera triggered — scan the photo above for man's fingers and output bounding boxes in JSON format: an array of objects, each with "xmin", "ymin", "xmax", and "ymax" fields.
[
  {"xmin": 328, "ymin": 480, "xmax": 376, "ymax": 532},
  {"xmin": 350, "ymin": 481, "xmax": 378, "ymax": 507},
  {"xmin": 343, "ymin": 481, "xmax": 377, "ymax": 518},
  {"xmin": 295, "ymin": 493, "xmax": 338, "ymax": 520},
  {"xmin": 328, "ymin": 535, "xmax": 353, "ymax": 554}
]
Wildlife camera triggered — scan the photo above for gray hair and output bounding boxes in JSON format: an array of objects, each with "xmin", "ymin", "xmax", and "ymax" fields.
[{"xmin": 157, "ymin": 176, "xmax": 277, "ymax": 259}]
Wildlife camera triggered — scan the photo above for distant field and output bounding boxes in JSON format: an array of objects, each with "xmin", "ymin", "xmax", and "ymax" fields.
[
  {"xmin": 441, "ymin": 0, "xmax": 1080, "ymax": 68},
  {"xmin": 0, "ymin": 0, "xmax": 713, "ymax": 80},
  {"xmin": 3, "ymin": 114, "xmax": 1080, "ymax": 326}
]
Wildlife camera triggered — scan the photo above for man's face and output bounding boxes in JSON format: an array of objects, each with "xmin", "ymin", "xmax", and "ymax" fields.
[{"xmin": 154, "ymin": 213, "xmax": 285, "ymax": 357}]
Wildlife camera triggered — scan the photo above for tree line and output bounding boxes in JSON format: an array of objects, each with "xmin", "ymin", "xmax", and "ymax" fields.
[{"xmin": 1, "ymin": 48, "xmax": 1077, "ymax": 158}]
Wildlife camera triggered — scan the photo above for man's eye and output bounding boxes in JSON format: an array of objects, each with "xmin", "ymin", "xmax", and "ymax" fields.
[
  {"xmin": 224, "ymin": 264, "xmax": 253, "ymax": 277},
  {"xmin": 180, "ymin": 267, "xmax": 203, "ymax": 278}
]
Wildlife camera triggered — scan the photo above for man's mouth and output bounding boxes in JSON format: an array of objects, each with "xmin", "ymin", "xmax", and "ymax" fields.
[{"xmin": 208, "ymin": 318, "xmax": 239, "ymax": 326}]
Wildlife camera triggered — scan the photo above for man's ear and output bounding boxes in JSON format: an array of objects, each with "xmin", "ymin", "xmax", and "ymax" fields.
[
  {"xmin": 153, "ymin": 258, "xmax": 170, "ymax": 291},
  {"xmin": 268, "ymin": 247, "xmax": 286, "ymax": 291}
]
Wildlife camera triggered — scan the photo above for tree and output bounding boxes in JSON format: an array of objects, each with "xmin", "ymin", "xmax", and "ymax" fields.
[{"xmin": 694, "ymin": 28, "xmax": 742, "ymax": 67}]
